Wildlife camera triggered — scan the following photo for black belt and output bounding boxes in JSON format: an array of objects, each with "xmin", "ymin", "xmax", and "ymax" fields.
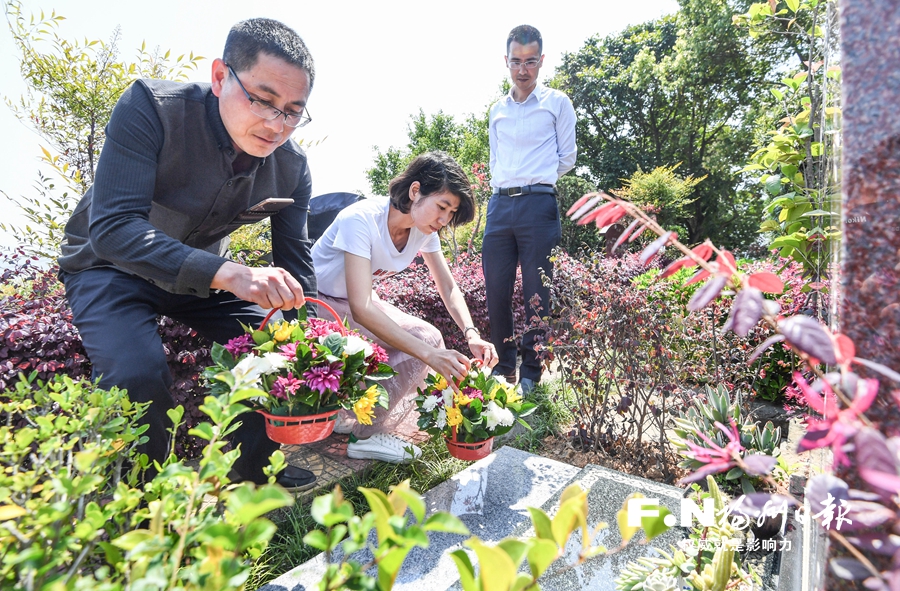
[{"xmin": 493, "ymin": 184, "xmax": 557, "ymax": 197}]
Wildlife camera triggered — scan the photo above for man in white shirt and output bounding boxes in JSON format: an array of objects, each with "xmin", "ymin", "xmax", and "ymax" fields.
[{"xmin": 483, "ymin": 24, "xmax": 577, "ymax": 394}]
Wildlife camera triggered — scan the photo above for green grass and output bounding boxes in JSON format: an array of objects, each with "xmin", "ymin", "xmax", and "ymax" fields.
[
  {"xmin": 502, "ymin": 377, "xmax": 575, "ymax": 452},
  {"xmin": 247, "ymin": 381, "xmax": 575, "ymax": 589},
  {"xmin": 247, "ymin": 436, "xmax": 471, "ymax": 588}
]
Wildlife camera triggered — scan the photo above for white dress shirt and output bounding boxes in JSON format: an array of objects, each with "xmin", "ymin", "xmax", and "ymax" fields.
[{"xmin": 489, "ymin": 82, "xmax": 577, "ymax": 188}]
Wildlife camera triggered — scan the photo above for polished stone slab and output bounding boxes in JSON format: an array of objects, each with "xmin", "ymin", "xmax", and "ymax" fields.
[
  {"xmin": 497, "ymin": 464, "xmax": 687, "ymax": 591},
  {"xmin": 259, "ymin": 446, "xmax": 580, "ymax": 591}
]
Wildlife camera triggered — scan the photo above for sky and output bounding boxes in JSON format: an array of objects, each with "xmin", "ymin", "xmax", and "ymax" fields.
[{"xmin": 0, "ymin": 0, "xmax": 679, "ymax": 249}]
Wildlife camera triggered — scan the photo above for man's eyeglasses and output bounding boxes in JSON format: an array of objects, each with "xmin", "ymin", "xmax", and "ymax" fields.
[
  {"xmin": 226, "ymin": 63, "xmax": 311, "ymax": 128},
  {"xmin": 507, "ymin": 58, "xmax": 540, "ymax": 70}
]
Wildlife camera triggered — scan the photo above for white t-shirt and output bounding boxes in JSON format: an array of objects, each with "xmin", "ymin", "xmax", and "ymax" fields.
[{"xmin": 312, "ymin": 196, "xmax": 441, "ymax": 298}]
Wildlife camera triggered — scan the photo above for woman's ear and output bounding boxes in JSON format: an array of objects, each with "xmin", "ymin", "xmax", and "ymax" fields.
[{"xmin": 408, "ymin": 181, "xmax": 421, "ymax": 202}]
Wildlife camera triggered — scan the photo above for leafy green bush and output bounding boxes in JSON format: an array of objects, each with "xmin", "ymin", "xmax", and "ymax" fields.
[{"xmin": 0, "ymin": 372, "xmax": 292, "ymax": 590}]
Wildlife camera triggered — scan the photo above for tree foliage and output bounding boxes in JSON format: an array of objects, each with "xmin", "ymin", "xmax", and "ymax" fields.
[
  {"xmin": 1, "ymin": 1, "xmax": 203, "ymax": 257},
  {"xmin": 366, "ymin": 108, "xmax": 489, "ymax": 196},
  {"xmin": 553, "ymin": 0, "xmax": 776, "ymax": 249}
]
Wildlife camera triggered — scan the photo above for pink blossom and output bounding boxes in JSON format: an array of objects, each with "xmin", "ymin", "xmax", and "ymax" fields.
[
  {"xmin": 680, "ymin": 419, "xmax": 744, "ymax": 484},
  {"xmin": 270, "ymin": 374, "xmax": 303, "ymax": 400},
  {"xmin": 279, "ymin": 342, "xmax": 298, "ymax": 361},
  {"xmin": 366, "ymin": 342, "xmax": 390, "ymax": 374},
  {"xmin": 303, "ymin": 362, "xmax": 343, "ymax": 396},
  {"xmin": 463, "ymin": 386, "xmax": 483, "ymax": 401},
  {"xmin": 796, "ymin": 372, "xmax": 878, "ymax": 466},
  {"xmin": 305, "ymin": 318, "xmax": 345, "ymax": 339},
  {"xmin": 224, "ymin": 334, "xmax": 254, "ymax": 356}
]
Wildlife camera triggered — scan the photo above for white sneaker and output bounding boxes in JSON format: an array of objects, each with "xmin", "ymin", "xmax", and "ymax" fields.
[{"xmin": 347, "ymin": 433, "xmax": 422, "ymax": 464}]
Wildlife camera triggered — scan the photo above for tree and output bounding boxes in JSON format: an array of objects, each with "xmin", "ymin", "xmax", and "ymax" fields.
[
  {"xmin": 553, "ymin": 0, "xmax": 777, "ymax": 249},
  {"xmin": 366, "ymin": 108, "xmax": 489, "ymax": 196},
  {"xmin": 1, "ymin": 1, "xmax": 202, "ymax": 258}
]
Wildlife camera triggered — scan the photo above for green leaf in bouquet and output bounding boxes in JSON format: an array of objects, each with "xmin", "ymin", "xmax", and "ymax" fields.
[
  {"xmin": 372, "ymin": 383, "xmax": 390, "ymax": 409},
  {"xmin": 322, "ymin": 333, "xmax": 344, "ymax": 356},
  {"xmin": 257, "ymin": 340, "xmax": 276, "ymax": 352},
  {"xmin": 368, "ymin": 364, "xmax": 398, "ymax": 379},
  {"xmin": 516, "ymin": 417, "xmax": 533, "ymax": 431},
  {"xmin": 210, "ymin": 341, "xmax": 235, "ymax": 368},
  {"xmin": 252, "ymin": 329, "xmax": 270, "ymax": 345}
]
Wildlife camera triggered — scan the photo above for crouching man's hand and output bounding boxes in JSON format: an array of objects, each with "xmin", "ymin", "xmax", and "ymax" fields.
[{"xmin": 211, "ymin": 261, "xmax": 306, "ymax": 310}]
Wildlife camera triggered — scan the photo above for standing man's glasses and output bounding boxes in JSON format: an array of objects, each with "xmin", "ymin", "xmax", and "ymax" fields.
[
  {"xmin": 226, "ymin": 63, "xmax": 311, "ymax": 128},
  {"xmin": 507, "ymin": 58, "xmax": 540, "ymax": 70}
]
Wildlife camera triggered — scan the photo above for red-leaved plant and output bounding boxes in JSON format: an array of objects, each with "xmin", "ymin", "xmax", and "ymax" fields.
[{"xmin": 568, "ymin": 191, "xmax": 900, "ymax": 588}]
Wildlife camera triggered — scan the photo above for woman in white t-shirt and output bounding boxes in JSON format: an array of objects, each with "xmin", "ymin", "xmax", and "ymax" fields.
[{"xmin": 312, "ymin": 151, "xmax": 497, "ymax": 463}]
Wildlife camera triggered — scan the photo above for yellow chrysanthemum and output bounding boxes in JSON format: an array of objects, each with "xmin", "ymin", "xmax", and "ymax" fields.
[
  {"xmin": 272, "ymin": 321, "xmax": 293, "ymax": 343},
  {"xmin": 353, "ymin": 385, "xmax": 380, "ymax": 426},
  {"xmin": 505, "ymin": 388, "xmax": 522, "ymax": 405},
  {"xmin": 446, "ymin": 405, "xmax": 463, "ymax": 427},
  {"xmin": 455, "ymin": 392, "xmax": 474, "ymax": 406},
  {"xmin": 434, "ymin": 375, "xmax": 449, "ymax": 391}
]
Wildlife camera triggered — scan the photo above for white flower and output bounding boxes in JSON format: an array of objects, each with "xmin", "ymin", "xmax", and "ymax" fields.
[
  {"xmin": 262, "ymin": 352, "xmax": 290, "ymax": 371},
  {"xmin": 422, "ymin": 394, "xmax": 439, "ymax": 412},
  {"xmin": 492, "ymin": 374, "xmax": 512, "ymax": 388},
  {"xmin": 231, "ymin": 355, "xmax": 273, "ymax": 384},
  {"xmin": 442, "ymin": 388, "xmax": 454, "ymax": 408},
  {"xmin": 343, "ymin": 334, "xmax": 374, "ymax": 358},
  {"xmin": 436, "ymin": 408, "xmax": 447, "ymax": 429},
  {"xmin": 483, "ymin": 400, "xmax": 515, "ymax": 431}
]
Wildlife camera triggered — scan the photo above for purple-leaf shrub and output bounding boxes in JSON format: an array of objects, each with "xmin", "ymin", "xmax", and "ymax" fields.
[
  {"xmin": 0, "ymin": 251, "xmax": 210, "ymax": 458},
  {"xmin": 374, "ymin": 251, "xmax": 525, "ymax": 355}
]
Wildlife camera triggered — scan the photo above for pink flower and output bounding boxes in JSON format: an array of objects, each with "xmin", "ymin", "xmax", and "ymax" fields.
[
  {"xmin": 463, "ymin": 386, "xmax": 483, "ymax": 401},
  {"xmin": 796, "ymin": 372, "xmax": 878, "ymax": 466},
  {"xmin": 270, "ymin": 374, "xmax": 303, "ymax": 400},
  {"xmin": 680, "ymin": 419, "xmax": 744, "ymax": 484},
  {"xmin": 366, "ymin": 342, "xmax": 389, "ymax": 373},
  {"xmin": 305, "ymin": 318, "xmax": 345, "ymax": 339},
  {"xmin": 303, "ymin": 362, "xmax": 343, "ymax": 397},
  {"xmin": 224, "ymin": 334, "xmax": 254, "ymax": 356},
  {"xmin": 279, "ymin": 342, "xmax": 298, "ymax": 361}
]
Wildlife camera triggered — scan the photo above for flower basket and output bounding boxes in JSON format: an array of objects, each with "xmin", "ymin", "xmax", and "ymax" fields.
[
  {"xmin": 415, "ymin": 362, "xmax": 536, "ymax": 460},
  {"xmin": 257, "ymin": 408, "xmax": 338, "ymax": 445},
  {"xmin": 204, "ymin": 297, "xmax": 396, "ymax": 445},
  {"xmin": 445, "ymin": 426, "xmax": 493, "ymax": 461}
]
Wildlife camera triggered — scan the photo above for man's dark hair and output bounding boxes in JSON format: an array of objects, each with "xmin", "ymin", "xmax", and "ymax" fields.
[
  {"xmin": 224, "ymin": 18, "xmax": 315, "ymax": 88},
  {"xmin": 507, "ymin": 24, "xmax": 542, "ymax": 55},
  {"xmin": 388, "ymin": 151, "xmax": 475, "ymax": 227}
]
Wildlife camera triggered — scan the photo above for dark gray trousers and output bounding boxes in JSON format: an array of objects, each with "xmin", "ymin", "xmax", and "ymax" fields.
[
  {"xmin": 481, "ymin": 192, "xmax": 561, "ymax": 382},
  {"xmin": 61, "ymin": 267, "xmax": 280, "ymax": 483}
]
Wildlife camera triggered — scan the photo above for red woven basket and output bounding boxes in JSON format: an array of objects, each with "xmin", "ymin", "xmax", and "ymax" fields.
[
  {"xmin": 257, "ymin": 408, "xmax": 338, "ymax": 445},
  {"xmin": 255, "ymin": 297, "xmax": 346, "ymax": 445},
  {"xmin": 445, "ymin": 426, "xmax": 493, "ymax": 461}
]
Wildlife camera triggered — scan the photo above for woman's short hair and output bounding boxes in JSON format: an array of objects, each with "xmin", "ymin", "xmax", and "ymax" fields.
[
  {"xmin": 388, "ymin": 151, "xmax": 475, "ymax": 227},
  {"xmin": 224, "ymin": 18, "xmax": 315, "ymax": 88}
]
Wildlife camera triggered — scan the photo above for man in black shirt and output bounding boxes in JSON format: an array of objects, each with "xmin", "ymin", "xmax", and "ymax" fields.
[{"xmin": 59, "ymin": 18, "xmax": 318, "ymax": 489}]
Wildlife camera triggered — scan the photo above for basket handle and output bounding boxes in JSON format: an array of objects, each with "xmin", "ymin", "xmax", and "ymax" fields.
[{"xmin": 258, "ymin": 297, "xmax": 347, "ymax": 336}]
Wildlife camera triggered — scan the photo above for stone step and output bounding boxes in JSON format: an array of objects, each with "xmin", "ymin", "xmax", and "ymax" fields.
[{"xmin": 259, "ymin": 445, "xmax": 581, "ymax": 591}]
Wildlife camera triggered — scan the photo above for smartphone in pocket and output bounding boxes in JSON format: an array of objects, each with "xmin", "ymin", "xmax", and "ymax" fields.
[{"xmin": 235, "ymin": 198, "xmax": 294, "ymax": 222}]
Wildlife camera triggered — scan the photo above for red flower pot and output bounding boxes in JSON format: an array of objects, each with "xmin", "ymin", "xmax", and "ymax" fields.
[
  {"xmin": 445, "ymin": 434, "xmax": 494, "ymax": 461},
  {"xmin": 257, "ymin": 408, "xmax": 338, "ymax": 445}
]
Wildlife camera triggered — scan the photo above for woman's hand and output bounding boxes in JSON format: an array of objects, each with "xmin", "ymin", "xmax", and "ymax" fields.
[
  {"xmin": 425, "ymin": 348, "xmax": 473, "ymax": 385},
  {"xmin": 467, "ymin": 337, "xmax": 498, "ymax": 369}
]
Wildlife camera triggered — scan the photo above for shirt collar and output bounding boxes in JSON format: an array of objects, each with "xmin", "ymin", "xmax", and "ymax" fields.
[
  {"xmin": 205, "ymin": 89, "xmax": 267, "ymax": 168},
  {"xmin": 505, "ymin": 81, "xmax": 545, "ymax": 105}
]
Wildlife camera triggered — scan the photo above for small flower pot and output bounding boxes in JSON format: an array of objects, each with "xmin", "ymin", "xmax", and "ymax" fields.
[
  {"xmin": 445, "ymin": 435, "xmax": 494, "ymax": 461},
  {"xmin": 257, "ymin": 409, "xmax": 338, "ymax": 445}
]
